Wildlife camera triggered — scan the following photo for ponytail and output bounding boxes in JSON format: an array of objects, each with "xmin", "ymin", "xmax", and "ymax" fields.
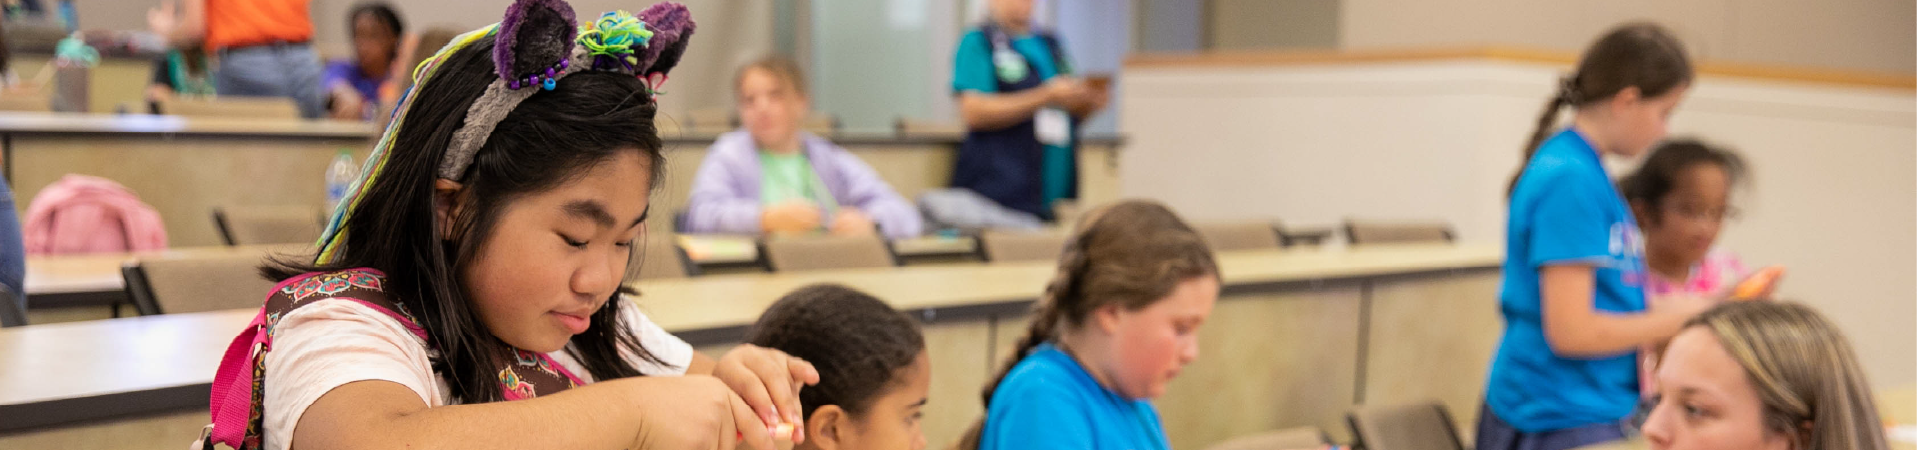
[
  {"xmin": 1509, "ymin": 76, "xmax": 1577, "ymax": 198},
  {"xmin": 1508, "ymin": 22, "xmax": 1694, "ymax": 200}
]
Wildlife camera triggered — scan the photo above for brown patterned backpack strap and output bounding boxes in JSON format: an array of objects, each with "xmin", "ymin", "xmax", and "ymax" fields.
[
  {"xmin": 204, "ymin": 268, "xmax": 420, "ymax": 450},
  {"xmin": 264, "ymin": 268, "xmax": 423, "ymax": 339}
]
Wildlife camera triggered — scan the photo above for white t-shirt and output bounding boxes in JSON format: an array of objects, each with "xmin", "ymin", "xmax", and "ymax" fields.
[{"xmin": 260, "ymin": 296, "xmax": 694, "ymax": 450}]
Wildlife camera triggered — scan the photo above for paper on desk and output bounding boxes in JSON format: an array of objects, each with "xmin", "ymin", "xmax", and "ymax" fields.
[{"xmin": 1890, "ymin": 424, "xmax": 1915, "ymax": 443}]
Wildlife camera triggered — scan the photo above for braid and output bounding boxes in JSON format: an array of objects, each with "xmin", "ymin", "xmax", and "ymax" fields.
[
  {"xmin": 957, "ymin": 222, "xmax": 1094, "ymax": 450},
  {"xmin": 1508, "ymin": 77, "xmax": 1572, "ymax": 199},
  {"xmin": 953, "ymin": 200, "xmax": 1218, "ymax": 450},
  {"xmin": 1511, "ymin": 22, "xmax": 1697, "ymax": 199}
]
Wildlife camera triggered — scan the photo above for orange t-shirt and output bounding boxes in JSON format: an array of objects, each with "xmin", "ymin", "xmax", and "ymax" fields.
[{"xmin": 205, "ymin": 0, "xmax": 313, "ymax": 51}]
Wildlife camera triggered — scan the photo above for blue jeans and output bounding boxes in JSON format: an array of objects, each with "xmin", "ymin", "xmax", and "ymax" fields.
[
  {"xmin": 0, "ymin": 174, "xmax": 25, "ymax": 310},
  {"xmin": 216, "ymin": 44, "xmax": 327, "ymax": 119},
  {"xmin": 1476, "ymin": 401, "xmax": 1630, "ymax": 450}
]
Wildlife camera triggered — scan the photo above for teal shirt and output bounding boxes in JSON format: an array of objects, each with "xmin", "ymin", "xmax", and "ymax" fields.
[{"xmin": 952, "ymin": 28, "xmax": 1075, "ymax": 214}]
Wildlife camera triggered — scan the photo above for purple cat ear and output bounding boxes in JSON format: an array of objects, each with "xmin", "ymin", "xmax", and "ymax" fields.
[
  {"xmin": 495, "ymin": 0, "xmax": 578, "ymax": 84},
  {"xmin": 634, "ymin": 2, "xmax": 695, "ymax": 76}
]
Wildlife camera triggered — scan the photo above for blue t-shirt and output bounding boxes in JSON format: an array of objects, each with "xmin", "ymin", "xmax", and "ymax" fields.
[
  {"xmin": 1485, "ymin": 128, "xmax": 1647, "ymax": 432},
  {"xmin": 981, "ymin": 343, "xmax": 1170, "ymax": 450},
  {"xmin": 951, "ymin": 28, "xmax": 1074, "ymax": 214}
]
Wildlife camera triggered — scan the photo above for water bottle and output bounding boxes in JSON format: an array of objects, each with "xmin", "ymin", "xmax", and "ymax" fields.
[{"xmin": 325, "ymin": 149, "xmax": 359, "ymax": 213}]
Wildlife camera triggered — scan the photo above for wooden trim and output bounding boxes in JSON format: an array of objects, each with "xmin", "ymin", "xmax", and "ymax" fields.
[
  {"xmin": 0, "ymin": 113, "xmax": 1133, "ymax": 146},
  {"xmin": 1125, "ymin": 46, "xmax": 1915, "ymax": 90},
  {"xmin": 1125, "ymin": 46, "xmax": 1574, "ymax": 68},
  {"xmin": 1694, "ymin": 59, "xmax": 1917, "ymax": 90}
]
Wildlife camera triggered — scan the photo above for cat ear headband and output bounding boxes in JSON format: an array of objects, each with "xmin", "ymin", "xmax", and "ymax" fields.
[{"xmin": 315, "ymin": 0, "xmax": 696, "ymax": 264}]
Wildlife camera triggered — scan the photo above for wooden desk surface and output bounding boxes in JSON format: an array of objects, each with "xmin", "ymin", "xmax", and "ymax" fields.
[
  {"xmin": 678, "ymin": 234, "xmax": 981, "ymax": 266},
  {"xmin": 0, "ymin": 112, "xmax": 374, "ymax": 139},
  {"xmin": 0, "ymin": 112, "xmax": 1125, "ymax": 146},
  {"xmin": 22, "ymin": 237, "xmax": 985, "ymax": 298},
  {"xmin": 644, "ymin": 243, "xmax": 1498, "ymax": 331},
  {"xmin": 24, "ymin": 245, "xmax": 309, "ymax": 297},
  {"xmin": 0, "ymin": 309, "xmax": 254, "ymax": 405},
  {"xmin": 0, "ymin": 243, "xmax": 1498, "ymax": 431}
]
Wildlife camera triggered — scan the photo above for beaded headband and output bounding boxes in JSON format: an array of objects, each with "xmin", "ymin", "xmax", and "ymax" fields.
[
  {"xmin": 315, "ymin": 0, "xmax": 695, "ymax": 264},
  {"xmin": 441, "ymin": 0, "xmax": 695, "ymax": 180}
]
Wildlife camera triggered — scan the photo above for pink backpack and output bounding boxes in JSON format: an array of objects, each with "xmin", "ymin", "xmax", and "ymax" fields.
[{"xmin": 22, "ymin": 174, "xmax": 168, "ymax": 255}]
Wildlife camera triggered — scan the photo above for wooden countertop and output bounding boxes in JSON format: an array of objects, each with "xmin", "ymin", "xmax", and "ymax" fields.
[
  {"xmin": 21, "ymin": 237, "xmax": 978, "ymax": 299},
  {"xmin": 677, "ymin": 234, "xmax": 980, "ymax": 266},
  {"xmin": 646, "ymin": 242, "xmax": 1500, "ymax": 332},
  {"xmin": 0, "ymin": 112, "xmax": 1127, "ymax": 145},
  {"xmin": 24, "ymin": 245, "xmax": 309, "ymax": 298},
  {"xmin": 0, "ymin": 112, "xmax": 375, "ymax": 139},
  {"xmin": 0, "ymin": 243, "xmax": 1499, "ymax": 431}
]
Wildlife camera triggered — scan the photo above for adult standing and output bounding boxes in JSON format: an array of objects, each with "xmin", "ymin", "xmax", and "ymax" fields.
[
  {"xmin": 149, "ymin": 0, "xmax": 327, "ymax": 118},
  {"xmin": 949, "ymin": 0, "xmax": 1106, "ymax": 221}
]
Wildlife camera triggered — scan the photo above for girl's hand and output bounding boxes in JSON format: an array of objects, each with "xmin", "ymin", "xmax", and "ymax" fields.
[
  {"xmin": 761, "ymin": 201, "xmax": 822, "ymax": 234},
  {"xmin": 1649, "ymin": 291, "xmax": 1715, "ymax": 321},
  {"xmin": 829, "ymin": 209, "xmax": 876, "ymax": 236},
  {"xmin": 1043, "ymin": 77, "xmax": 1085, "ymax": 105},
  {"xmin": 713, "ymin": 344, "xmax": 821, "ymax": 443},
  {"xmin": 622, "ymin": 375, "xmax": 774, "ymax": 450}
]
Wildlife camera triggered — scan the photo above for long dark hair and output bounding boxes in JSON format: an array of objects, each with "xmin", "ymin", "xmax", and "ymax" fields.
[
  {"xmin": 1618, "ymin": 139, "xmax": 1747, "ymax": 226},
  {"xmin": 264, "ymin": 33, "xmax": 670, "ymax": 404},
  {"xmin": 745, "ymin": 284, "xmax": 925, "ymax": 419},
  {"xmin": 957, "ymin": 200, "xmax": 1219, "ymax": 449},
  {"xmin": 0, "ymin": 18, "xmax": 11, "ymax": 77},
  {"xmin": 1509, "ymin": 22, "xmax": 1694, "ymax": 197}
]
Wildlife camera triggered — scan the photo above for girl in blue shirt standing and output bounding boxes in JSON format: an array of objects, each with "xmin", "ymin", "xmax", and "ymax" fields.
[
  {"xmin": 1480, "ymin": 22, "xmax": 1718, "ymax": 450},
  {"xmin": 957, "ymin": 200, "xmax": 1219, "ymax": 450}
]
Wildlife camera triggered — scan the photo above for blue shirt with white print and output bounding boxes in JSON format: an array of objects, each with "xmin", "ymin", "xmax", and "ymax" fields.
[{"xmin": 1485, "ymin": 128, "xmax": 1647, "ymax": 432}]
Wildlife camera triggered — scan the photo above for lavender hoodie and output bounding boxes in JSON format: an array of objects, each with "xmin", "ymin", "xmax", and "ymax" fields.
[{"xmin": 682, "ymin": 131, "xmax": 924, "ymax": 238}]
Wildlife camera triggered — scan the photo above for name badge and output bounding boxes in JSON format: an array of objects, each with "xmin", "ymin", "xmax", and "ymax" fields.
[{"xmin": 1035, "ymin": 107, "xmax": 1070, "ymax": 146}]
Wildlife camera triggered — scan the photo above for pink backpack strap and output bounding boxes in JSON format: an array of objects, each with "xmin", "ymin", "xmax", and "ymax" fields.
[
  {"xmin": 204, "ymin": 268, "xmax": 417, "ymax": 450},
  {"xmin": 205, "ymin": 309, "xmax": 268, "ymax": 449}
]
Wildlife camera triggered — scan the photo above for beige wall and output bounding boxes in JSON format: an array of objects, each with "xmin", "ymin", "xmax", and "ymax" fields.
[
  {"xmin": 1339, "ymin": 0, "xmax": 1915, "ymax": 73},
  {"xmin": 70, "ymin": 0, "xmax": 773, "ymax": 117},
  {"xmin": 1207, "ymin": 0, "xmax": 1340, "ymax": 50},
  {"xmin": 1118, "ymin": 58, "xmax": 1917, "ymax": 388}
]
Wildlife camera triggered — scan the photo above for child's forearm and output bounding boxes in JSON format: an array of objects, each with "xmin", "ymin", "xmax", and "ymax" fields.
[
  {"xmin": 1547, "ymin": 308, "xmax": 1693, "ymax": 357},
  {"xmin": 295, "ymin": 378, "xmax": 651, "ymax": 450}
]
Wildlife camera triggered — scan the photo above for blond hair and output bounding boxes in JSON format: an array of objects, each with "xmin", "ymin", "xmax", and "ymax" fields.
[
  {"xmin": 734, "ymin": 56, "xmax": 807, "ymax": 99},
  {"xmin": 1686, "ymin": 301, "xmax": 1889, "ymax": 450}
]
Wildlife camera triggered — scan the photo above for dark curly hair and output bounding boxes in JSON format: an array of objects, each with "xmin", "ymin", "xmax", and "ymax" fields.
[
  {"xmin": 745, "ymin": 284, "xmax": 925, "ymax": 418},
  {"xmin": 1618, "ymin": 138, "xmax": 1747, "ymax": 226}
]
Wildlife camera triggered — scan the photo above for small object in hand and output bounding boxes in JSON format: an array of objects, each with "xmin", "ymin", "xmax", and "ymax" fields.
[
  {"xmin": 1084, "ymin": 74, "xmax": 1113, "ymax": 91},
  {"xmin": 772, "ymin": 422, "xmax": 797, "ymax": 440},
  {"xmin": 738, "ymin": 422, "xmax": 798, "ymax": 441},
  {"xmin": 1731, "ymin": 266, "xmax": 1785, "ymax": 300}
]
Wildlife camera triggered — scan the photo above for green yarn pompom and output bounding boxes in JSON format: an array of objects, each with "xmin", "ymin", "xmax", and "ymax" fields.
[{"xmin": 577, "ymin": 10, "xmax": 653, "ymax": 69}]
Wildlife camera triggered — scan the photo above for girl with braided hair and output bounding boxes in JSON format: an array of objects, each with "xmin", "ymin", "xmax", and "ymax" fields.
[{"xmin": 959, "ymin": 199, "xmax": 1220, "ymax": 450}]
